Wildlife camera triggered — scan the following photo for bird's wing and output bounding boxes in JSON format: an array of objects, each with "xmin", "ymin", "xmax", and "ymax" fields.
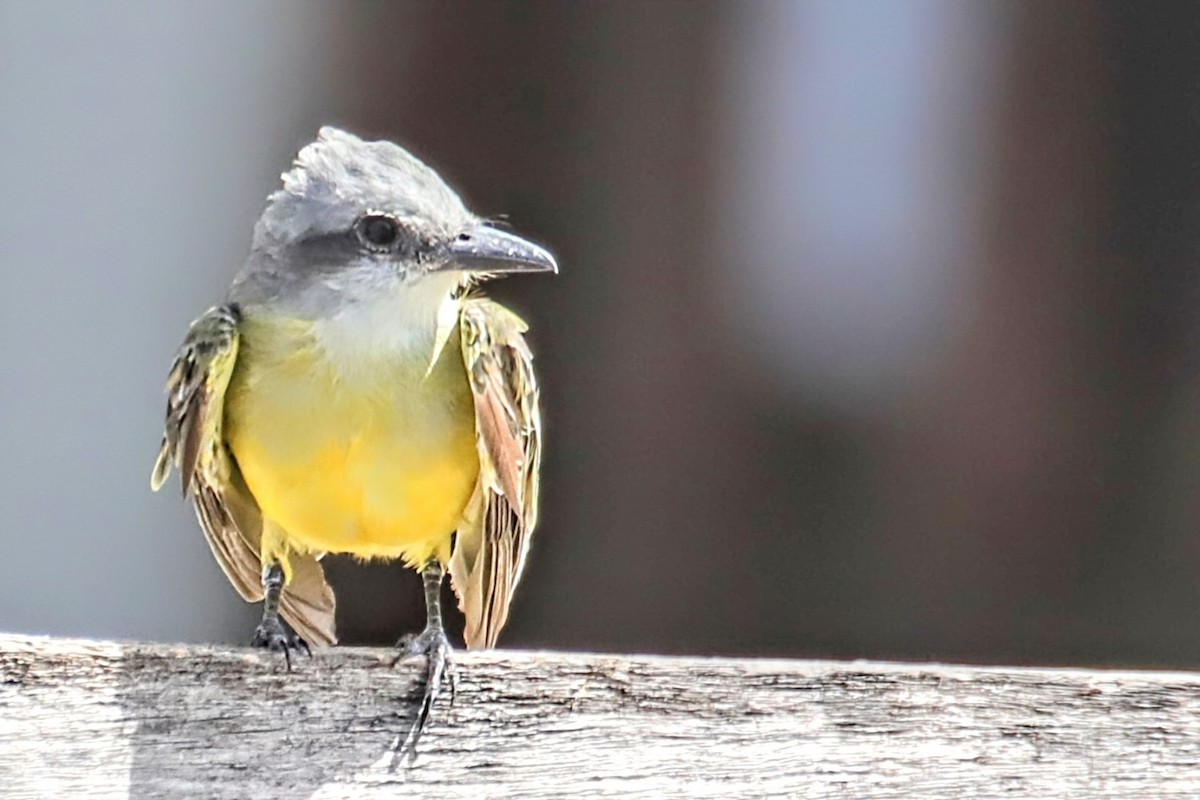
[
  {"xmin": 151, "ymin": 305, "xmax": 337, "ymax": 646},
  {"xmin": 449, "ymin": 298, "xmax": 543, "ymax": 649}
]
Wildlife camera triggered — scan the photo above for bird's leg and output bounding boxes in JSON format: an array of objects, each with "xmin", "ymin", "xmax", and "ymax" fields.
[
  {"xmin": 392, "ymin": 559, "xmax": 456, "ymax": 760},
  {"xmin": 250, "ymin": 563, "xmax": 310, "ymax": 670}
]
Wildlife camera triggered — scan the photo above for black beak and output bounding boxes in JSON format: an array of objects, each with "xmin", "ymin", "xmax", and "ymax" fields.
[{"xmin": 446, "ymin": 224, "xmax": 558, "ymax": 274}]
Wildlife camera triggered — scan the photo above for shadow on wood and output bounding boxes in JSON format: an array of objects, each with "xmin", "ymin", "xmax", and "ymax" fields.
[{"xmin": 1, "ymin": 634, "xmax": 1199, "ymax": 798}]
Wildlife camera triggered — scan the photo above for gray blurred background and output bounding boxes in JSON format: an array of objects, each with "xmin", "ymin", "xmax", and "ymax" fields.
[{"xmin": 3, "ymin": 0, "xmax": 1200, "ymax": 668}]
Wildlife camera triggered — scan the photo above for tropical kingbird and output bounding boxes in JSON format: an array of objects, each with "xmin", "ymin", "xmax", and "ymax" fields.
[{"xmin": 151, "ymin": 127, "xmax": 556, "ymax": 754}]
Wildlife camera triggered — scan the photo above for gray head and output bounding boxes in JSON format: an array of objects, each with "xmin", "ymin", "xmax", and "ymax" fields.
[{"xmin": 231, "ymin": 127, "xmax": 555, "ymax": 311}]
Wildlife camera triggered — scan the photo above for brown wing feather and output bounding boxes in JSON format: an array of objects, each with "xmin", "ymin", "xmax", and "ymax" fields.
[
  {"xmin": 449, "ymin": 298, "xmax": 542, "ymax": 649},
  {"xmin": 279, "ymin": 551, "xmax": 338, "ymax": 647},
  {"xmin": 151, "ymin": 305, "xmax": 337, "ymax": 646}
]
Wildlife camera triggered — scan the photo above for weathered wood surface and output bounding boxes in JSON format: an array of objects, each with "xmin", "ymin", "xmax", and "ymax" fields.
[{"xmin": 1, "ymin": 634, "xmax": 1199, "ymax": 798}]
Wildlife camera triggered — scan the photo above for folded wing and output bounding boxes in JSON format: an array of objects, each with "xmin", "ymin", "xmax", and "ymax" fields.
[
  {"xmin": 151, "ymin": 305, "xmax": 337, "ymax": 646},
  {"xmin": 449, "ymin": 298, "xmax": 543, "ymax": 649}
]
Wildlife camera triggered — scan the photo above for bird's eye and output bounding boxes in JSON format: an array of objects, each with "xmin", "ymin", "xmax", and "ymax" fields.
[{"xmin": 356, "ymin": 214, "xmax": 401, "ymax": 251}]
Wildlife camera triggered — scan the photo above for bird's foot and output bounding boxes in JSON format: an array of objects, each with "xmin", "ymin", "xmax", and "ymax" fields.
[
  {"xmin": 250, "ymin": 617, "xmax": 310, "ymax": 671},
  {"xmin": 391, "ymin": 625, "xmax": 457, "ymax": 763}
]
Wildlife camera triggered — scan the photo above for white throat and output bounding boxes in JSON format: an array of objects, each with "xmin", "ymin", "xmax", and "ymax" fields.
[{"xmin": 312, "ymin": 271, "xmax": 463, "ymax": 374}]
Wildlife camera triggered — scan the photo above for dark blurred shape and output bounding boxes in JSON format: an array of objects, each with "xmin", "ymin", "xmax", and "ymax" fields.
[{"xmin": 312, "ymin": 1, "xmax": 1200, "ymax": 668}]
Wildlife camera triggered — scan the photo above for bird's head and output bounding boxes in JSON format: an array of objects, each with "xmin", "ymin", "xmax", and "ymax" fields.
[{"xmin": 240, "ymin": 127, "xmax": 556, "ymax": 309}]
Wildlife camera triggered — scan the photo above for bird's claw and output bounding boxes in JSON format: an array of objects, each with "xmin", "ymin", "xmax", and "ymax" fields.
[
  {"xmin": 251, "ymin": 618, "xmax": 310, "ymax": 671},
  {"xmin": 391, "ymin": 625, "xmax": 456, "ymax": 763}
]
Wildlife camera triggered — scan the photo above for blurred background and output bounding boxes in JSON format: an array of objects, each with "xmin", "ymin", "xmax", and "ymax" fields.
[{"xmin": 3, "ymin": 0, "xmax": 1200, "ymax": 669}]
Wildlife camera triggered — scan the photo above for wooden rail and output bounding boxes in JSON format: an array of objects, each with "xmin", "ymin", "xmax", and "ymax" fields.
[{"xmin": 0, "ymin": 634, "xmax": 1198, "ymax": 798}]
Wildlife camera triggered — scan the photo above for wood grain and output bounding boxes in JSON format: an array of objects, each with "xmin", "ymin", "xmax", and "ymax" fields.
[{"xmin": 0, "ymin": 634, "xmax": 1198, "ymax": 798}]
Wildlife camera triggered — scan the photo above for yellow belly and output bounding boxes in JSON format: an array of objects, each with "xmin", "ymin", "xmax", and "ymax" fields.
[{"xmin": 224, "ymin": 315, "xmax": 479, "ymax": 566}]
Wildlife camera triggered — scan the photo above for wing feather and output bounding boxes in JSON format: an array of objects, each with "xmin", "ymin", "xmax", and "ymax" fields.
[
  {"xmin": 151, "ymin": 305, "xmax": 337, "ymax": 646},
  {"xmin": 449, "ymin": 298, "xmax": 542, "ymax": 649}
]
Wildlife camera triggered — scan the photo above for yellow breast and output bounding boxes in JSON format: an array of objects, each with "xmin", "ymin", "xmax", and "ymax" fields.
[{"xmin": 224, "ymin": 311, "xmax": 479, "ymax": 566}]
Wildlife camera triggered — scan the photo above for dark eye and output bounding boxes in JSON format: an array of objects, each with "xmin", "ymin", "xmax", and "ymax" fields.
[{"xmin": 357, "ymin": 214, "xmax": 401, "ymax": 250}]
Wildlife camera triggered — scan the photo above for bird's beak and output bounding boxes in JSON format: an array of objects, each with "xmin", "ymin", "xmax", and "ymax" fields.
[{"xmin": 445, "ymin": 224, "xmax": 558, "ymax": 274}]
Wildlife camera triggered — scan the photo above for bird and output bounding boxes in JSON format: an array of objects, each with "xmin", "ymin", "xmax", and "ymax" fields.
[{"xmin": 151, "ymin": 126, "xmax": 556, "ymax": 756}]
